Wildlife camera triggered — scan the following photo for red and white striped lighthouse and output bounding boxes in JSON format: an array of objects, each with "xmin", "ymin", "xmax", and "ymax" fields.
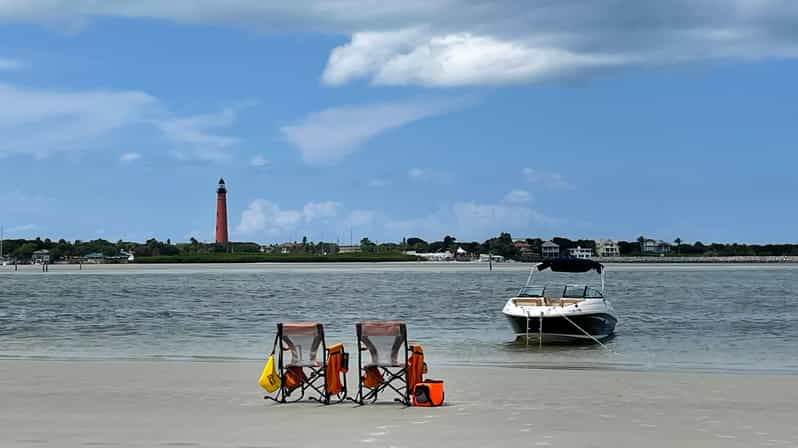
[{"xmin": 215, "ymin": 178, "xmax": 229, "ymax": 244}]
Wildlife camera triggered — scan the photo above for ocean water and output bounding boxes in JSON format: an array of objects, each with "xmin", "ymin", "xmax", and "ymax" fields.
[{"xmin": 1, "ymin": 263, "xmax": 797, "ymax": 373}]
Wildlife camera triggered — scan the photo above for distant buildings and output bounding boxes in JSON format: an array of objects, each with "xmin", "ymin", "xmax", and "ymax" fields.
[
  {"xmin": 595, "ymin": 239, "xmax": 620, "ymax": 257},
  {"xmin": 568, "ymin": 246, "xmax": 594, "ymax": 260},
  {"xmin": 82, "ymin": 251, "xmax": 135, "ymax": 264},
  {"xmin": 479, "ymin": 254, "xmax": 505, "ymax": 263},
  {"xmin": 338, "ymin": 245, "xmax": 362, "ymax": 254},
  {"xmin": 541, "ymin": 241, "xmax": 560, "ymax": 258},
  {"xmin": 31, "ymin": 249, "xmax": 50, "ymax": 264},
  {"xmin": 513, "ymin": 240, "xmax": 535, "ymax": 259},
  {"xmin": 643, "ymin": 239, "xmax": 671, "ymax": 254},
  {"xmin": 406, "ymin": 250, "xmax": 453, "ymax": 261}
]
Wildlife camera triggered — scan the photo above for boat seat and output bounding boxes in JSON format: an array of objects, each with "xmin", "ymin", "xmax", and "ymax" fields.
[
  {"xmin": 512, "ymin": 298, "xmax": 544, "ymax": 306},
  {"xmin": 559, "ymin": 298, "xmax": 583, "ymax": 306}
]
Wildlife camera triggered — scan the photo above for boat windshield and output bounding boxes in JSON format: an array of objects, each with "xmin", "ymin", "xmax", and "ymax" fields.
[
  {"xmin": 518, "ymin": 286, "xmax": 545, "ymax": 297},
  {"xmin": 562, "ymin": 285, "xmax": 604, "ymax": 298},
  {"xmin": 585, "ymin": 287, "xmax": 604, "ymax": 298}
]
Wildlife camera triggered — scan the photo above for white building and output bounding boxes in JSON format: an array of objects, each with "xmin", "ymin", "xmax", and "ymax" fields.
[
  {"xmin": 595, "ymin": 239, "xmax": 620, "ymax": 257},
  {"xmin": 568, "ymin": 246, "xmax": 594, "ymax": 260},
  {"xmin": 479, "ymin": 254, "xmax": 504, "ymax": 263},
  {"xmin": 541, "ymin": 241, "xmax": 560, "ymax": 258},
  {"xmin": 338, "ymin": 245, "xmax": 362, "ymax": 254},
  {"xmin": 643, "ymin": 239, "xmax": 670, "ymax": 254},
  {"xmin": 31, "ymin": 249, "xmax": 50, "ymax": 264},
  {"xmin": 406, "ymin": 251, "xmax": 453, "ymax": 261}
]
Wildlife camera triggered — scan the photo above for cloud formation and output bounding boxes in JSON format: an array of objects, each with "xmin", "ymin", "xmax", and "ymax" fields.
[
  {"xmin": 0, "ymin": 82, "xmax": 156, "ymax": 158},
  {"xmin": 6, "ymin": 1, "xmax": 798, "ymax": 86},
  {"xmin": 386, "ymin": 190, "xmax": 555, "ymax": 240},
  {"xmin": 0, "ymin": 82, "xmax": 244, "ymax": 161},
  {"xmin": 236, "ymin": 199, "xmax": 341, "ymax": 236},
  {"xmin": 281, "ymin": 98, "xmax": 464, "ymax": 164},
  {"xmin": 250, "ymin": 154, "xmax": 270, "ymax": 167},
  {"xmin": 0, "ymin": 58, "xmax": 22, "ymax": 70},
  {"xmin": 158, "ymin": 106, "xmax": 241, "ymax": 162},
  {"xmin": 522, "ymin": 168, "xmax": 572, "ymax": 191},
  {"xmin": 119, "ymin": 152, "xmax": 141, "ymax": 162}
]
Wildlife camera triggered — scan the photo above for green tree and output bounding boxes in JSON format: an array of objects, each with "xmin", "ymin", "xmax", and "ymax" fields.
[
  {"xmin": 360, "ymin": 237, "xmax": 376, "ymax": 253},
  {"xmin": 674, "ymin": 237, "xmax": 682, "ymax": 255}
]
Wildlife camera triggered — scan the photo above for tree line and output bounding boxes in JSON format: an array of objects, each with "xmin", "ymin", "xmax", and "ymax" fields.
[{"xmin": 2, "ymin": 234, "xmax": 797, "ymax": 262}]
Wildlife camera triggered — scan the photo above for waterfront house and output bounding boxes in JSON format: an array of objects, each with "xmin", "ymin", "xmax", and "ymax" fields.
[
  {"xmin": 31, "ymin": 249, "xmax": 50, "ymax": 264},
  {"xmin": 479, "ymin": 254, "xmax": 505, "ymax": 263},
  {"xmin": 643, "ymin": 239, "xmax": 671, "ymax": 254},
  {"xmin": 513, "ymin": 240, "xmax": 535, "ymax": 259},
  {"xmin": 338, "ymin": 245, "xmax": 362, "ymax": 254},
  {"xmin": 541, "ymin": 241, "xmax": 560, "ymax": 258},
  {"xmin": 595, "ymin": 239, "xmax": 620, "ymax": 257},
  {"xmin": 568, "ymin": 246, "xmax": 594, "ymax": 260},
  {"xmin": 83, "ymin": 252, "xmax": 106, "ymax": 264}
]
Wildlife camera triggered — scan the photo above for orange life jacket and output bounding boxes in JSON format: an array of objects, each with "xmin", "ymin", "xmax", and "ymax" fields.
[
  {"xmin": 362, "ymin": 366, "xmax": 384, "ymax": 388},
  {"xmin": 284, "ymin": 366, "xmax": 305, "ymax": 392},
  {"xmin": 407, "ymin": 344, "xmax": 426, "ymax": 391},
  {"xmin": 325, "ymin": 343, "xmax": 348, "ymax": 395}
]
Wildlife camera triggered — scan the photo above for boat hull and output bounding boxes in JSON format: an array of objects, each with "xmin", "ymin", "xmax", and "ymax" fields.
[{"xmin": 505, "ymin": 312, "xmax": 617, "ymax": 342}]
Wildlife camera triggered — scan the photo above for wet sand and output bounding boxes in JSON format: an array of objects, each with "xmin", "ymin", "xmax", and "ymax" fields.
[{"xmin": 1, "ymin": 360, "xmax": 796, "ymax": 447}]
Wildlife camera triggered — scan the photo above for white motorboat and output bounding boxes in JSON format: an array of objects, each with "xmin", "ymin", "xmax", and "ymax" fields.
[{"xmin": 502, "ymin": 258, "xmax": 619, "ymax": 343}]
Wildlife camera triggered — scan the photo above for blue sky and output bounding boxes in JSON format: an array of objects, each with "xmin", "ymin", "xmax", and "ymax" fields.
[{"xmin": 1, "ymin": 1, "xmax": 797, "ymax": 244}]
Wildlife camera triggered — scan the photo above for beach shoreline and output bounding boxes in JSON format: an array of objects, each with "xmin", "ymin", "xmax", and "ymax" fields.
[{"xmin": 1, "ymin": 359, "xmax": 796, "ymax": 447}]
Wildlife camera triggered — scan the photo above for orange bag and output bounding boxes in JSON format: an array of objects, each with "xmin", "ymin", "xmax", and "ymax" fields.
[
  {"xmin": 412, "ymin": 380, "xmax": 444, "ymax": 407},
  {"xmin": 284, "ymin": 366, "xmax": 305, "ymax": 392},
  {"xmin": 325, "ymin": 343, "xmax": 348, "ymax": 395},
  {"xmin": 362, "ymin": 366, "xmax": 384, "ymax": 388}
]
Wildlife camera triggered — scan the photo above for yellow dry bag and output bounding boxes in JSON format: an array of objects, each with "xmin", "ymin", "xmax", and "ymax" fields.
[{"xmin": 259, "ymin": 354, "xmax": 281, "ymax": 393}]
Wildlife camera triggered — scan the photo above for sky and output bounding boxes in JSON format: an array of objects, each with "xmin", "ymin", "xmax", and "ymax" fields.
[{"xmin": 1, "ymin": 1, "xmax": 797, "ymax": 245}]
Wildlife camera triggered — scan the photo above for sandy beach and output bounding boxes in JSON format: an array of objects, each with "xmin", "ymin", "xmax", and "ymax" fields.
[{"xmin": 1, "ymin": 360, "xmax": 796, "ymax": 448}]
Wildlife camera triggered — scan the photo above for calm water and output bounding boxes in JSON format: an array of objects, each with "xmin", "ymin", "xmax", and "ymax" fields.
[{"xmin": 1, "ymin": 263, "xmax": 797, "ymax": 373}]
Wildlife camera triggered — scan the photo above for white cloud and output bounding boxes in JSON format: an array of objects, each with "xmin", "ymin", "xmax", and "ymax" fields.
[
  {"xmin": 324, "ymin": 31, "xmax": 629, "ymax": 87},
  {"xmin": 368, "ymin": 178, "xmax": 391, "ymax": 188},
  {"xmin": 408, "ymin": 167, "xmax": 425, "ymax": 179},
  {"xmin": 281, "ymin": 98, "xmax": 465, "ymax": 164},
  {"xmin": 4, "ymin": 2, "xmax": 798, "ymax": 87},
  {"xmin": 385, "ymin": 191, "xmax": 556, "ymax": 240},
  {"xmin": 407, "ymin": 167, "xmax": 454, "ymax": 183},
  {"xmin": 522, "ymin": 168, "xmax": 573, "ymax": 191},
  {"xmin": 346, "ymin": 210, "xmax": 375, "ymax": 227},
  {"xmin": 237, "ymin": 199, "xmax": 341, "ymax": 236},
  {"xmin": 250, "ymin": 154, "xmax": 270, "ymax": 167},
  {"xmin": 158, "ymin": 106, "xmax": 240, "ymax": 162},
  {"xmin": 0, "ymin": 58, "xmax": 22, "ymax": 70},
  {"xmin": 0, "ymin": 82, "xmax": 155, "ymax": 157},
  {"xmin": 0, "ymin": 82, "xmax": 246, "ymax": 161},
  {"xmin": 302, "ymin": 201, "xmax": 341, "ymax": 222},
  {"xmin": 119, "ymin": 152, "xmax": 141, "ymax": 162},
  {"xmin": 502, "ymin": 189, "xmax": 532, "ymax": 204}
]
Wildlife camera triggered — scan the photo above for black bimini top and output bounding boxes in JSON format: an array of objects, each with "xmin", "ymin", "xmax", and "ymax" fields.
[{"xmin": 537, "ymin": 258, "xmax": 604, "ymax": 274}]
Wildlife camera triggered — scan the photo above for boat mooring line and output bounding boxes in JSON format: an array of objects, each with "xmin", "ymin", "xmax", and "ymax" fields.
[{"xmin": 551, "ymin": 307, "xmax": 616, "ymax": 353}]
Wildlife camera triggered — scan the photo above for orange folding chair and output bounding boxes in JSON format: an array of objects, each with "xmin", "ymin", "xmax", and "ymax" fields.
[
  {"xmin": 354, "ymin": 321, "xmax": 424, "ymax": 405},
  {"xmin": 264, "ymin": 322, "xmax": 348, "ymax": 404}
]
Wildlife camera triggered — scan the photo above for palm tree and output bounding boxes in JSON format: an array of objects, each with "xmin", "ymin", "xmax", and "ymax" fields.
[
  {"xmin": 674, "ymin": 237, "xmax": 682, "ymax": 255},
  {"xmin": 637, "ymin": 236, "xmax": 646, "ymax": 254}
]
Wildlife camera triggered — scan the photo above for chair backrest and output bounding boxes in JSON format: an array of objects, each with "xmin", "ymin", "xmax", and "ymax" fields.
[
  {"xmin": 279, "ymin": 322, "xmax": 324, "ymax": 366},
  {"xmin": 356, "ymin": 321, "xmax": 407, "ymax": 366}
]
